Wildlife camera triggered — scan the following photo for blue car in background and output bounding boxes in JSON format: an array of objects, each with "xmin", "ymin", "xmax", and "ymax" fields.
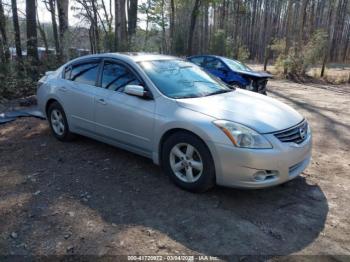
[{"xmin": 187, "ymin": 55, "xmax": 272, "ymax": 95}]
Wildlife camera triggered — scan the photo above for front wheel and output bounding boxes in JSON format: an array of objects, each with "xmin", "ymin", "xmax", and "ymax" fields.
[
  {"xmin": 227, "ymin": 82, "xmax": 243, "ymax": 89},
  {"xmin": 161, "ymin": 132, "xmax": 216, "ymax": 192}
]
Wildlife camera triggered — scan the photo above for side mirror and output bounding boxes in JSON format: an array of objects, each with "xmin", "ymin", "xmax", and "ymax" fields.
[{"xmin": 124, "ymin": 85, "xmax": 152, "ymax": 99}]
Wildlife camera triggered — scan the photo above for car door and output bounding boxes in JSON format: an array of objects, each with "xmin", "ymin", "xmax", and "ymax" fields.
[
  {"xmin": 94, "ymin": 59, "xmax": 155, "ymax": 154},
  {"xmin": 203, "ymin": 57, "xmax": 230, "ymax": 83},
  {"xmin": 60, "ymin": 59, "xmax": 101, "ymax": 133}
]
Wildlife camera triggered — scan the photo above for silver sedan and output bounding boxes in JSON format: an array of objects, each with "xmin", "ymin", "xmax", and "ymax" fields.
[{"xmin": 37, "ymin": 53, "xmax": 312, "ymax": 192}]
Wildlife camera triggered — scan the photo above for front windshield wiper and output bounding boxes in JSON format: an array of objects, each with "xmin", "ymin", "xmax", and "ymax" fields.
[
  {"xmin": 205, "ymin": 89, "xmax": 233, "ymax": 97},
  {"xmin": 173, "ymin": 94, "xmax": 200, "ymax": 99}
]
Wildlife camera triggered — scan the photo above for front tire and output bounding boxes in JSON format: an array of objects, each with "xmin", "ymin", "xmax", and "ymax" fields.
[
  {"xmin": 47, "ymin": 101, "xmax": 75, "ymax": 141},
  {"xmin": 162, "ymin": 132, "xmax": 216, "ymax": 192},
  {"xmin": 228, "ymin": 81, "xmax": 242, "ymax": 89}
]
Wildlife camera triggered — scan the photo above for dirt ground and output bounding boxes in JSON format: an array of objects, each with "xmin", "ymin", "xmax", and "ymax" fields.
[{"xmin": 0, "ymin": 79, "xmax": 350, "ymax": 259}]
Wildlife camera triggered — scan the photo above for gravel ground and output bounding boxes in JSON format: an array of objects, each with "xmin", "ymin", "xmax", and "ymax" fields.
[{"xmin": 0, "ymin": 80, "xmax": 349, "ymax": 259}]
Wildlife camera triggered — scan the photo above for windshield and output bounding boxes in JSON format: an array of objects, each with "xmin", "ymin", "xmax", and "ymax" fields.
[
  {"xmin": 139, "ymin": 59, "xmax": 232, "ymax": 99},
  {"xmin": 221, "ymin": 58, "xmax": 252, "ymax": 72}
]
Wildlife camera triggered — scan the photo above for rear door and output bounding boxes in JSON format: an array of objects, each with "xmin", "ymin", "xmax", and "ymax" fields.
[
  {"xmin": 94, "ymin": 59, "xmax": 155, "ymax": 154},
  {"xmin": 61, "ymin": 59, "xmax": 101, "ymax": 132}
]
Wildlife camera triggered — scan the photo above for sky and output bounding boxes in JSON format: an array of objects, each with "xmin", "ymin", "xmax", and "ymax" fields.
[{"xmin": 3, "ymin": 0, "xmax": 148, "ymax": 28}]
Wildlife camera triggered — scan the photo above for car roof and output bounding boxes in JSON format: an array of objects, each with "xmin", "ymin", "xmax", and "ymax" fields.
[
  {"xmin": 70, "ymin": 52, "xmax": 178, "ymax": 64},
  {"xmin": 188, "ymin": 55, "xmax": 239, "ymax": 62},
  {"xmin": 188, "ymin": 54, "xmax": 223, "ymax": 59}
]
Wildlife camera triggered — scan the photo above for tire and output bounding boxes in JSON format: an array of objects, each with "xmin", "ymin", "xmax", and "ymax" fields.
[
  {"xmin": 161, "ymin": 131, "xmax": 216, "ymax": 192},
  {"xmin": 47, "ymin": 101, "xmax": 75, "ymax": 142},
  {"xmin": 228, "ymin": 82, "xmax": 242, "ymax": 89}
]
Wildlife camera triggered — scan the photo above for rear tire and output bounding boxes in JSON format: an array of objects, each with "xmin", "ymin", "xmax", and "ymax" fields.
[
  {"xmin": 161, "ymin": 132, "xmax": 216, "ymax": 192},
  {"xmin": 47, "ymin": 101, "xmax": 75, "ymax": 142}
]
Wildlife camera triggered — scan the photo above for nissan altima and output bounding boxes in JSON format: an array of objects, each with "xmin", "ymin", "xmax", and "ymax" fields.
[{"xmin": 37, "ymin": 53, "xmax": 312, "ymax": 192}]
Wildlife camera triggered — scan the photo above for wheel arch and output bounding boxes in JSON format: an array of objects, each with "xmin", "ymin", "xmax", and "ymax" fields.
[
  {"xmin": 158, "ymin": 128, "xmax": 215, "ymax": 168},
  {"xmin": 45, "ymin": 98, "xmax": 59, "ymax": 116}
]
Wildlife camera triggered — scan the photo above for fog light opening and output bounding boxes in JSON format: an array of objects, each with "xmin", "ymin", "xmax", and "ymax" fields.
[{"xmin": 253, "ymin": 170, "xmax": 277, "ymax": 181}]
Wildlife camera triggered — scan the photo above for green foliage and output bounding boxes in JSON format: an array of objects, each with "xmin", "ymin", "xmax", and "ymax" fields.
[
  {"xmin": 303, "ymin": 30, "xmax": 328, "ymax": 69},
  {"xmin": 174, "ymin": 33, "xmax": 185, "ymax": 55},
  {"xmin": 103, "ymin": 32, "xmax": 115, "ymax": 52},
  {"xmin": 271, "ymin": 30, "xmax": 328, "ymax": 75},
  {"xmin": 0, "ymin": 56, "xmax": 60, "ymax": 99},
  {"xmin": 237, "ymin": 45, "xmax": 250, "ymax": 62},
  {"xmin": 270, "ymin": 38, "xmax": 286, "ymax": 54},
  {"xmin": 139, "ymin": 0, "xmax": 168, "ymax": 28},
  {"xmin": 211, "ymin": 31, "xmax": 250, "ymax": 62},
  {"xmin": 210, "ymin": 30, "xmax": 226, "ymax": 55},
  {"xmin": 270, "ymin": 38, "xmax": 288, "ymax": 71},
  {"xmin": 0, "ymin": 62, "xmax": 37, "ymax": 99}
]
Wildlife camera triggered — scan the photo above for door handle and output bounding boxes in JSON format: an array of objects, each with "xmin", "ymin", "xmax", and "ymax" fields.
[
  {"xmin": 58, "ymin": 87, "xmax": 67, "ymax": 92},
  {"xmin": 97, "ymin": 98, "xmax": 107, "ymax": 105}
]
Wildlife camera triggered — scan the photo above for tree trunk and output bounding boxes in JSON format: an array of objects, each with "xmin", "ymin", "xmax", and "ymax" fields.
[
  {"xmin": 47, "ymin": 0, "xmax": 60, "ymax": 57},
  {"xmin": 91, "ymin": 0, "xmax": 100, "ymax": 53},
  {"xmin": 161, "ymin": 0, "xmax": 166, "ymax": 53},
  {"xmin": 37, "ymin": 14, "xmax": 49, "ymax": 55},
  {"xmin": 0, "ymin": 36, "xmax": 5, "ymax": 63},
  {"xmin": 89, "ymin": 25, "xmax": 95, "ymax": 54},
  {"xmin": 26, "ymin": 0, "xmax": 39, "ymax": 62},
  {"xmin": 283, "ymin": 0, "xmax": 293, "ymax": 74},
  {"xmin": 233, "ymin": 0, "xmax": 241, "ymax": 59},
  {"xmin": 57, "ymin": 0, "xmax": 69, "ymax": 62},
  {"xmin": 11, "ymin": 0, "xmax": 22, "ymax": 61},
  {"xmin": 115, "ymin": 0, "xmax": 127, "ymax": 51},
  {"xmin": 187, "ymin": 0, "xmax": 201, "ymax": 56},
  {"xmin": 0, "ymin": 0, "xmax": 10, "ymax": 62},
  {"xmin": 143, "ymin": 6, "xmax": 149, "ymax": 50},
  {"xmin": 321, "ymin": 1, "xmax": 335, "ymax": 77},
  {"xmin": 170, "ymin": 0, "xmax": 175, "ymax": 53},
  {"xmin": 343, "ymin": 25, "xmax": 350, "ymax": 62},
  {"xmin": 203, "ymin": 1, "xmax": 209, "ymax": 53},
  {"xmin": 297, "ymin": 0, "xmax": 309, "ymax": 54},
  {"xmin": 128, "ymin": 0, "xmax": 138, "ymax": 38}
]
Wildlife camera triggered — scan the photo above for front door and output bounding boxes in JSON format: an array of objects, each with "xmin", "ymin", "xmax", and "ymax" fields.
[
  {"xmin": 204, "ymin": 57, "xmax": 230, "ymax": 82},
  {"xmin": 94, "ymin": 60, "xmax": 155, "ymax": 153}
]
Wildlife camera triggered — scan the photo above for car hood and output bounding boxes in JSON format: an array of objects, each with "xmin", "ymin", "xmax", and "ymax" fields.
[
  {"xmin": 234, "ymin": 69, "xmax": 273, "ymax": 78},
  {"xmin": 176, "ymin": 90, "xmax": 303, "ymax": 133}
]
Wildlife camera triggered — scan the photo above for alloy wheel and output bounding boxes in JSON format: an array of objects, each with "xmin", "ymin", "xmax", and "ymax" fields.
[
  {"xmin": 169, "ymin": 143, "xmax": 203, "ymax": 183},
  {"xmin": 50, "ymin": 109, "xmax": 65, "ymax": 136}
]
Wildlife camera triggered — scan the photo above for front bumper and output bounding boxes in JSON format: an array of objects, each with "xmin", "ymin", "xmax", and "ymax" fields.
[{"xmin": 208, "ymin": 132, "xmax": 312, "ymax": 189}]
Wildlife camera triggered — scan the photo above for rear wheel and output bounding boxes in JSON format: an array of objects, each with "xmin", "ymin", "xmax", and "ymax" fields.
[
  {"xmin": 47, "ymin": 101, "xmax": 75, "ymax": 141},
  {"xmin": 162, "ymin": 132, "xmax": 215, "ymax": 192}
]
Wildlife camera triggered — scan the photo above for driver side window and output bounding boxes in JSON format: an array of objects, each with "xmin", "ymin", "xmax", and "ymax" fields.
[
  {"xmin": 205, "ymin": 58, "xmax": 226, "ymax": 70},
  {"xmin": 101, "ymin": 61, "xmax": 141, "ymax": 92}
]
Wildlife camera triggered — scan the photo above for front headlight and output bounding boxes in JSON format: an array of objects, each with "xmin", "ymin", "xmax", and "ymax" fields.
[
  {"xmin": 307, "ymin": 122, "xmax": 311, "ymax": 136},
  {"xmin": 213, "ymin": 120, "xmax": 272, "ymax": 149}
]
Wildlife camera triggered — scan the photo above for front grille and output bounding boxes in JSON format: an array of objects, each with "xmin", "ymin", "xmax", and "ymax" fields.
[
  {"xmin": 274, "ymin": 121, "xmax": 308, "ymax": 144},
  {"xmin": 253, "ymin": 79, "xmax": 268, "ymax": 91}
]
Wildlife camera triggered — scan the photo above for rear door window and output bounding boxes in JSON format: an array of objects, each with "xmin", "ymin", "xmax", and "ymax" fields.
[{"xmin": 70, "ymin": 61, "xmax": 100, "ymax": 86}]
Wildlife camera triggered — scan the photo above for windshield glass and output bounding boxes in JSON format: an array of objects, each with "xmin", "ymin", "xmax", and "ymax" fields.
[
  {"xmin": 222, "ymin": 58, "xmax": 252, "ymax": 72},
  {"xmin": 139, "ymin": 59, "xmax": 231, "ymax": 99}
]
